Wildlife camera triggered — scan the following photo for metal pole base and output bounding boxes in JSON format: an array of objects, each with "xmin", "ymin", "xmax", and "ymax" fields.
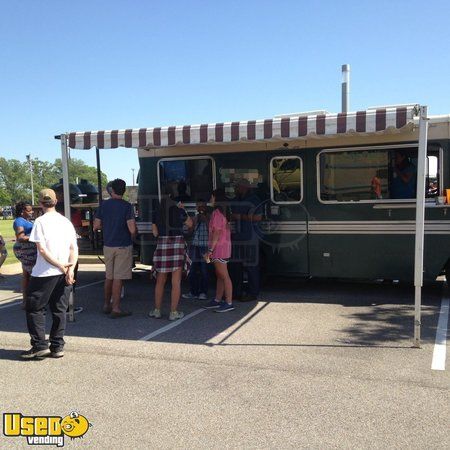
[{"xmin": 67, "ymin": 286, "xmax": 75, "ymax": 323}]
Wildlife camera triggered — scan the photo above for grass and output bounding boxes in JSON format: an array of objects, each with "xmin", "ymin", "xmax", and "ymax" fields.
[{"xmin": 0, "ymin": 219, "xmax": 19, "ymax": 265}]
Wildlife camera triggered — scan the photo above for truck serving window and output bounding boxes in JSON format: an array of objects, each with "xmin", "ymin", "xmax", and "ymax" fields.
[
  {"xmin": 270, "ymin": 156, "xmax": 302, "ymax": 203},
  {"xmin": 158, "ymin": 157, "xmax": 214, "ymax": 203},
  {"xmin": 319, "ymin": 146, "xmax": 440, "ymax": 202}
]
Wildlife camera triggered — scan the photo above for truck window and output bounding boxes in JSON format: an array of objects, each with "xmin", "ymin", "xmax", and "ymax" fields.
[
  {"xmin": 319, "ymin": 146, "xmax": 440, "ymax": 202},
  {"xmin": 219, "ymin": 167, "xmax": 264, "ymax": 199},
  {"xmin": 158, "ymin": 157, "xmax": 214, "ymax": 203},
  {"xmin": 426, "ymin": 154, "xmax": 439, "ymax": 197},
  {"xmin": 270, "ymin": 156, "xmax": 302, "ymax": 203}
]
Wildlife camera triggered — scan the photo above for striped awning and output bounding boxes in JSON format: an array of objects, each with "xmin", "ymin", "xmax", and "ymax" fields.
[{"xmin": 66, "ymin": 105, "xmax": 419, "ymax": 150}]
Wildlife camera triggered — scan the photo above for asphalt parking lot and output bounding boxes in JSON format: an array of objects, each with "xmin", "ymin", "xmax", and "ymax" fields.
[{"xmin": 0, "ymin": 264, "xmax": 449, "ymax": 449}]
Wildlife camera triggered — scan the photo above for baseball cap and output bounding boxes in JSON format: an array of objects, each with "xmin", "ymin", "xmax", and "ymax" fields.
[{"xmin": 39, "ymin": 188, "xmax": 57, "ymax": 203}]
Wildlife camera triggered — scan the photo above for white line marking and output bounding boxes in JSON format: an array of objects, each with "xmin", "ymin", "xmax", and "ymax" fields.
[
  {"xmin": 77, "ymin": 280, "xmax": 104, "ymax": 290},
  {"xmin": 206, "ymin": 301, "xmax": 268, "ymax": 345},
  {"xmin": 0, "ymin": 299, "xmax": 22, "ymax": 310},
  {"xmin": 139, "ymin": 308, "xmax": 205, "ymax": 341},
  {"xmin": 431, "ymin": 297, "xmax": 449, "ymax": 371},
  {"xmin": 0, "ymin": 293, "xmax": 23, "ymax": 304}
]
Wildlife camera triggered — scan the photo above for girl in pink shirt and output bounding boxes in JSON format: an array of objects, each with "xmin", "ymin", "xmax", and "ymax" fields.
[{"xmin": 204, "ymin": 189, "xmax": 234, "ymax": 312}]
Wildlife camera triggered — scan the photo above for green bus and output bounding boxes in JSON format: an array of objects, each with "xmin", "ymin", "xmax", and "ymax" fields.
[{"xmin": 65, "ymin": 105, "xmax": 450, "ymax": 282}]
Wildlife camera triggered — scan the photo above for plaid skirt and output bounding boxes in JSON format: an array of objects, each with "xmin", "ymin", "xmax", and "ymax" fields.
[
  {"xmin": 13, "ymin": 241, "xmax": 37, "ymax": 273},
  {"xmin": 152, "ymin": 236, "xmax": 191, "ymax": 274}
]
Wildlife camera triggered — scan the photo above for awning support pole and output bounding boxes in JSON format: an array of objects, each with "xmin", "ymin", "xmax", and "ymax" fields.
[
  {"xmin": 96, "ymin": 146, "xmax": 103, "ymax": 204},
  {"xmin": 60, "ymin": 134, "xmax": 71, "ymax": 220},
  {"xmin": 413, "ymin": 106, "xmax": 429, "ymax": 348},
  {"xmin": 60, "ymin": 134, "xmax": 75, "ymax": 322}
]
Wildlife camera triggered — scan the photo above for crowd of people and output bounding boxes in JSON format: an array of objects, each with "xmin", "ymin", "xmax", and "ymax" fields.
[
  {"xmin": 149, "ymin": 178, "xmax": 262, "ymax": 318},
  {"xmin": 3, "ymin": 177, "xmax": 262, "ymax": 359},
  {"xmin": 91, "ymin": 177, "xmax": 262, "ymax": 322}
]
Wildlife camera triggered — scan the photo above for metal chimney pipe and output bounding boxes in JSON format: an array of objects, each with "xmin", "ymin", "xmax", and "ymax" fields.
[{"xmin": 341, "ymin": 64, "xmax": 350, "ymax": 112}]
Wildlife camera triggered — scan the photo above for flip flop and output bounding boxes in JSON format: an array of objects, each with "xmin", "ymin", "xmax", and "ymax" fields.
[{"xmin": 103, "ymin": 306, "xmax": 112, "ymax": 314}]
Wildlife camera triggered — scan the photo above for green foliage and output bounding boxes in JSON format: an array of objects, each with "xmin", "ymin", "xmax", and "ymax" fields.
[
  {"xmin": 0, "ymin": 158, "xmax": 30, "ymax": 205},
  {"xmin": 32, "ymin": 159, "xmax": 62, "ymax": 198},
  {"xmin": 54, "ymin": 158, "xmax": 108, "ymax": 187},
  {"xmin": 0, "ymin": 157, "xmax": 108, "ymax": 205},
  {"xmin": 0, "ymin": 187, "xmax": 11, "ymax": 205}
]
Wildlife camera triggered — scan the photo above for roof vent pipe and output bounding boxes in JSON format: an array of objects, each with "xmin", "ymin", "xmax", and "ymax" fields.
[{"xmin": 341, "ymin": 64, "xmax": 350, "ymax": 113}]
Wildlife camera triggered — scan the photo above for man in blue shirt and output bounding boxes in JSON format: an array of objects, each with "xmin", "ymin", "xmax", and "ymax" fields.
[
  {"xmin": 94, "ymin": 179, "xmax": 137, "ymax": 318},
  {"xmin": 390, "ymin": 151, "xmax": 417, "ymax": 199}
]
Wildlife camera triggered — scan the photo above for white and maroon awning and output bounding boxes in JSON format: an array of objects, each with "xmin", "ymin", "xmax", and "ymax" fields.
[{"xmin": 66, "ymin": 106, "xmax": 419, "ymax": 150}]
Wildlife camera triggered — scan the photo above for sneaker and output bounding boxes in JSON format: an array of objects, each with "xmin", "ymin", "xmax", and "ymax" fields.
[
  {"xmin": 203, "ymin": 299, "xmax": 222, "ymax": 309},
  {"xmin": 50, "ymin": 350, "xmax": 64, "ymax": 358},
  {"xmin": 21, "ymin": 348, "xmax": 51, "ymax": 359},
  {"xmin": 148, "ymin": 308, "xmax": 162, "ymax": 319},
  {"xmin": 169, "ymin": 311, "xmax": 184, "ymax": 321},
  {"xmin": 198, "ymin": 293, "xmax": 207, "ymax": 300},
  {"xmin": 214, "ymin": 302, "xmax": 235, "ymax": 313},
  {"xmin": 182, "ymin": 292, "xmax": 198, "ymax": 299}
]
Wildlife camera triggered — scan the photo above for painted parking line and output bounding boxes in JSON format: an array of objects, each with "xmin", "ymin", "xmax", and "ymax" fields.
[
  {"xmin": 0, "ymin": 298, "xmax": 22, "ymax": 310},
  {"xmin": 77, "ymin": 280, "xmax": 104, "ymax": 290},
  {"xmin": 0, "ymin": 280, "xmax": 104, "ymax": 310},
  {"xmin": 431, "ymin": 296, "xmax": 449, "ymax": 371},
  {"xmin": 139, "ymin": 308, "xmax": 206, "ymax": 341},
  {"xmin": 0, "ymin": 293, "xmax": 24, "ymax": 304}
]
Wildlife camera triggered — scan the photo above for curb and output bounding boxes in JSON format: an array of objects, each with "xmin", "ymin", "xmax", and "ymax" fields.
[{"xmin": 77, "ymin": 256, "xmax": 104, "ymax": 265}]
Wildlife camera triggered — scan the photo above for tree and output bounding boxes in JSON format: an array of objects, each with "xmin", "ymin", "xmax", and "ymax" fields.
[
  {"xmin": 0, "ymin": 156, "xmax": 109, "ymax": 206},
  {"xmin": 0, "ymin": 158, "xmax": 30, "ymax": 204},
  {"xmin": 0, "ymin": 187, "xmax": 10, "ymax": 205},
  {"xmin": 32, "ymin": 159, "xmax": 61, "ymax": 196},
  {"xmin": 54, "ymin": 158, "xmax": 108, "ymax": 188}
]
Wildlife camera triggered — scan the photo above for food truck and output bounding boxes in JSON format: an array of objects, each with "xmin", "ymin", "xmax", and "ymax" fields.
[{"xmin": 59, "ymin": 105, "xmax": 450, "ymax": 284}]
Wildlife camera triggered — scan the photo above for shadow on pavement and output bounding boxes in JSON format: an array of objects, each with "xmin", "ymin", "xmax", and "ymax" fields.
[
  {"xmin": 0, "ymin": 348, "xmax": 44, "ymax": 362},
  {"xmin": 0, "ymin": 273, "xmax": 22, "ymax": 296},
  {"xmin": 0, "ymin": 266, "xmax": 444, "ymax": 349},
  {"xmin": 338, "ymin": 305, "xmax": 439, "ymax": 347}
]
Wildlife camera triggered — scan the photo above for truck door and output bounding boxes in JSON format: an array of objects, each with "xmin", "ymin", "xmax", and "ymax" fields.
[{"xmin": 262, "ymin": 154, "xmax": 309, "ymax": 275}]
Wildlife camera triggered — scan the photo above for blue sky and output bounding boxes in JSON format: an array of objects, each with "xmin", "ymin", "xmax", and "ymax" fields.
[{"xmin": 1, "ymin": 0, "xmax": 450, "ymax": 185}]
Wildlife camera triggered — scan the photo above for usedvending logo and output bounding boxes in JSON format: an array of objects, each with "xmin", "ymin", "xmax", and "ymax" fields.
[{"xmin": 3, "ymin": 411, "xmax": 92, "ymax": 447}]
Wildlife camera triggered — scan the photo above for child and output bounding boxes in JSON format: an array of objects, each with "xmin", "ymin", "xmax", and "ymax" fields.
[
  {"xmin": 183, "ymin": 200, "xmax": 210, "ymax": 300},
  {"xmin": 203, "ymin": 189, "xmax": 234, "ymax": 312}
]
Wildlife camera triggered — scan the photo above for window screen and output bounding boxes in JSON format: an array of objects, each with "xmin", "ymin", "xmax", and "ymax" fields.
[
  {"xmin": 271, "ymin": 157, "xmax": 302, "ymax": 203},
  {"xmin": 319, "ymin": 147, "xmax": 440, "ymax": 202},
  {"xmin": 158, "ymin": 158, "xmax": 213, "ymax": 203}
]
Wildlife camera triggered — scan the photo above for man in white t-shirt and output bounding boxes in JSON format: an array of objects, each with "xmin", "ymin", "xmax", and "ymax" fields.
[{"xmin": 21, "ymin": 189, "xmax": 78, "ymax": 359}]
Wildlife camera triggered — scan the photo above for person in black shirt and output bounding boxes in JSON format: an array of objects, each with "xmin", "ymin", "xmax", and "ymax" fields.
[{"xmin": 149, "ymin": 196, "xmax": 192, "ymax": 321}]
